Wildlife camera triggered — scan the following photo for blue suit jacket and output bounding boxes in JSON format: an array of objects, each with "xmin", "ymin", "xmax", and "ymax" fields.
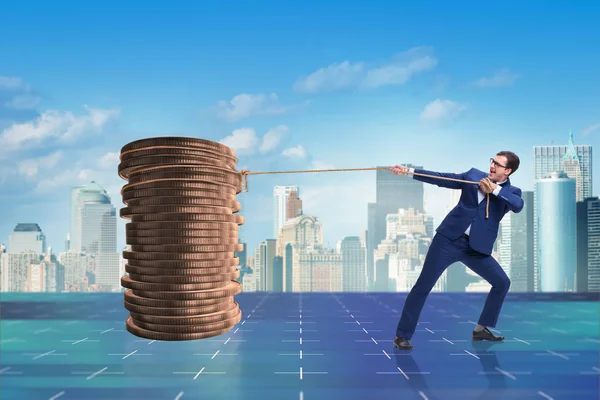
[{"xmin": 412, "ymin": 168, "xmax": 524, "ymax": 256}]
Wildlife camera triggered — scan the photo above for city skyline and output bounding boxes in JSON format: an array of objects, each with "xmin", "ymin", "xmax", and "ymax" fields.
[
  {"xmin": 0, "ymin": 133, "xmax": 591, "ymax": 258},
  {"xmin": 1, "ymin": 133, "xmax": 596, "ymax": 294}
]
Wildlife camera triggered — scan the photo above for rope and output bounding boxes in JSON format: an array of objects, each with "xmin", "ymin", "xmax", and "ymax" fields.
[{"xmin": 239, "ymin": 167, "xmax": 493, "ymax": 218}]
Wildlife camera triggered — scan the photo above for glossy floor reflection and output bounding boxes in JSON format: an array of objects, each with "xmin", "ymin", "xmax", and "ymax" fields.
[{"xmin": 1, "ymin": 291, "xmax": 598, "ymax": 399}]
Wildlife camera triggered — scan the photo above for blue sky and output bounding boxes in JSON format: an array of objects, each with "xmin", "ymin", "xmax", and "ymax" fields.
[{"xmin": 1, "ymin": 0, "xmax": 599, "ymax": 255}]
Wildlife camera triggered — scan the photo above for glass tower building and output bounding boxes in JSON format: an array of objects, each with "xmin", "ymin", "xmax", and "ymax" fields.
[{"xmin": 536, "ymin": 172, "xmax": 577, "ymax": 292}]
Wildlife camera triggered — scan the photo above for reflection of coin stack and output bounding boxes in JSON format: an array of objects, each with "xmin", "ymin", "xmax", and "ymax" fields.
[{"xmin": 118, "ymin": 137, "xmax": 244, "ymax": 341}]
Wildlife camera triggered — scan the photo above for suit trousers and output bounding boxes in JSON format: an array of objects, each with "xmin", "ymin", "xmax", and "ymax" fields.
[{"xmin": 395, "ymin": 233, "xmax": 511, "ymax": 340}]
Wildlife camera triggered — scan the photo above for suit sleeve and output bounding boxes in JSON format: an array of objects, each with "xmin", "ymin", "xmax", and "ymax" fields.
[
  {"xmin": 495, "ymin": 186, "xmax": 524, "ymax": 213},
  {"xmin": 410, "ymin": 168, "xmax": 471, "ymax": 190}
]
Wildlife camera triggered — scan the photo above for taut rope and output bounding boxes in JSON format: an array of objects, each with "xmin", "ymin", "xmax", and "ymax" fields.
[{"xmin": 240, "ymin": 167, "xmax": 493, "ymax": 218}]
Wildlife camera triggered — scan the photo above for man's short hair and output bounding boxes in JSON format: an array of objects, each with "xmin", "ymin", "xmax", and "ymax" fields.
[{"xmin": 497, "ymin": 151, "xmax": 520, "ymax": 175}]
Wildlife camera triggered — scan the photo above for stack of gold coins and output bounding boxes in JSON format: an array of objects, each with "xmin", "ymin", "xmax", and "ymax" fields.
[{"xmin": 118, "ymin": 137, "xmax": 244, "ymax": 341}]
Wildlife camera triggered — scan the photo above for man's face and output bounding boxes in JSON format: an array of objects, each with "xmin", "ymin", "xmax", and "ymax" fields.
[{"xmin": 489, "ymin": 155, "xmax": 511, "ymax": 182}]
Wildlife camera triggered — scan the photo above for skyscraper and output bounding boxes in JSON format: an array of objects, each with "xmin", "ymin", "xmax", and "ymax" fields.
[
  {"xmin": 533, "ymin": 132, "xmax": 592, "ymax": 290},
  {"xmin": 498, "ymin": 191, "xmax": 534, "ymax": 292},
  {"xmin": 534, "ymin": 131, "xmax": 592, "ymax": 198},
  {"xmin": 536, "ymin": 172, "xmax": 577, "ymax": 292},
  {"xmin": 8, "ymin": 223, "xmax": 47, "ymax": 254},
  {"xmin": 577, "ymin": 197, "xmax": 600, "ymax": 292},
  {"xmin": 70, "ymin": 181, "xmax": 120, "ymax": 291},
  {"xmin": 367, "ymin": 164, "xmax": 424, "ymax": 290},
  {"xmin": 286, "ymin": 189, "xmax": 302, "ymax": 220},
  {"xmin": 1, "ymin": 252, "xmax": 43, "ymax": 291},
  {"xmin": 273, "ymin": 186, "xmax": 299, "ymax": 238},
  {"xmin": 340, "ymin": 236, "xmax": 367, "ymax": 292},
  {"xmin": 276, "ymin": 214, "xmax": 324, "ymax": 291},
  {"xmin": 261, "ymin": 239, "xmax": 277, "ymax": 291}
]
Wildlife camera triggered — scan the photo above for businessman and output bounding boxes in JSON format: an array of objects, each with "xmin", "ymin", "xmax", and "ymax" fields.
[{"xmin": 389, "ymin": 151, "xmax": 524, "ymax": 350}]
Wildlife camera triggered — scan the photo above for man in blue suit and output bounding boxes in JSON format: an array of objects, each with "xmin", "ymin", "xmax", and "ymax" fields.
[{"xmin": 388, "ymin": 151, "xmax": 524, "ymax": 350}]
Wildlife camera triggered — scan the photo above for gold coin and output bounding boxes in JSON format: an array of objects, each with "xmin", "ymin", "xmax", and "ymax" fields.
[
  {"xmin": 126, "ymin": 221, "xmax": 239, "ymax": 231},
  {"xmin": 125, "ymin": 196, "xmax": 241, "ymax": 211},
  {"xmin": 121, "ymin": 205, "xmax": 235, "ymax": 220},
  {"xmin": 119, "ymin": 147, "xmax": 237, "ymax": 166},
  {"xmin": 124, "ymin": 289, "xmax": 234, "ymax": 307},
  {"xmin": 125, "ymin": 258, "xmax": 239, "ymax": 269},
  {"xmin": 122, "ymin": 180, "xmax": 241, "ymax": 195},
  {"xmin": 129, "ymin": 243, "xmax": 243, "ymax": 253},
  {"xmin": 126, "ymin": 236, "xmax": 240, "ymax": 245},
  {"xmin": 124, "ymin": 264, "xmax": 238, "ymax": 276},
  {"xmin": 121, "ymin": 275, "xmax": 232, "ymax": 291},
  {"xmin": 131, "ymin": 280, "xmax": 242, "ymax": 300},
  {"xmin": 129, "ymin": 213, "xmax": 244, "ymax": 223},
  {"xmin": 122, "ymin": 188, "xmax": 238, "ymax": 203},
  {"xmin": 128, "ymin": 301, "xmax": 239, "ymax": 325},
  {"xmin": 130, "ymin": 309, "xmax": 241, "ymax": 333},
  {"xmin": 125, "ymin": 228, "xmax": 238, "ymax": 238},
  {"xmin": 124, "ymin": 299, "xmax": 236, "ymax": 316},
  {"xmin": 120, "ymin": 137, "xmax": 237, "ymax": 159},
  {"xmin": 118, "ymin": 155, "xmax": 236, "ymax": 180},
  {"xmin": 127, "ymin": 270, "xmax": 240, "ymax": 283},
  {"xmin": 123, "ymin": 250, "xmax": 236, "ymax": 261},
  {"xmin": 125, "ymin": 316, "xmax": 238, "ymax": 341}
]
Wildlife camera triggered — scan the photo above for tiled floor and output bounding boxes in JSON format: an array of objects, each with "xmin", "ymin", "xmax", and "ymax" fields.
[{"xmin": 1, "ymin": 291, "xmax": 598, "ymax": 399}]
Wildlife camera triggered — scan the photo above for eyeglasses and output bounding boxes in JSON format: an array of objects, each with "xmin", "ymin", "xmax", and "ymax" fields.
[{"xmin": 490, "ymin": 158, "xmax": 507, "ymax": 169}]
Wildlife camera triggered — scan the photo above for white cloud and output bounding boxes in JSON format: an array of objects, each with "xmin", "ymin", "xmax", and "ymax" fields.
[
  {"xmin": 582, "ymin": 123, "xmax": 600, "ymax": 136},
  {"xmin": 220, "ymin": 125, "xmax": 291, "ymax": 156},
  {"xmin": 0, "ymin": 76, "xmax": 26, "ymax": 90},
  {"xmin": 18, "ymin": 151, "xmax": 63, "ymax": 177},
  {"xmin": 98, "ymin": 151, "xmax": 120, "ymax": 169},
  {"xmin": 363, "ymin": 48, "xmax": 438, "ymax": 89},
  {"xmin": 219, "ymin": 128, "xmax": 260, "ymax": 156},
  {"xmin": 34, "ymin": 168, "xmax": 97, "ymax": 194},
  {"xmin": 10, "ymin": 149, "xmax": 124, "ymax": 200},
  {"xmin": 420, "ymin": 99, "xmax": 467, "ymax": 122},
  {"xmin": 215, "ymin": 93, "xmax": 287, "ymax": 122},
  {"xmin": 0, "ymin": 76, "xmax": 39, "ymax": 112},
  {"xmin": 282, "ymin": 145, "xmax": 307, "ymax": 158},
  {"xmin": 6, "ymin": 94, "xmax": 40, "ymax": 110},
  {"xmin": 473, "ymin": 68, "xmax": 520, "ymax": 88},
  {"xmin": 29, "ymin": 153, "xmax": 123, "ymax": 197},
  {"xmin": 294, "ymin": 47, "xmax": 437, "ymax": 93},
  {"xmin": 0, "ymin": 105, "xmax": 120, "ymax": 150},
  {"xmin": 293, "ymin": 61, "xmax": 365, "ymax": 93},
  {"xmin": 259, "ymin": 125, "xmax": 289, "ymax": 153}
]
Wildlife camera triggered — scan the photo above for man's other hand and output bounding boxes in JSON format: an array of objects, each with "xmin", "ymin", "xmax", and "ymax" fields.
[
  {"xmin": 479, "ymin": 178, "xmax": 496, "ymax": 193},
  {"xmin": 389, "ymin": 165, "xmax": 409, "ymax": 175}
]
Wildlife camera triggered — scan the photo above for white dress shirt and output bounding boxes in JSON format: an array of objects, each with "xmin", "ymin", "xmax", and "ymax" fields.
[{"xmin": 464, "ymin": 181, "xmax": 504, "ymax": 236}]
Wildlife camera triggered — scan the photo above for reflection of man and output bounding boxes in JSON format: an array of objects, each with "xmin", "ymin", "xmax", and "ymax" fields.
[{"xmin": 389, "ymin": 151, "xmax": 524, "ymax": 350}]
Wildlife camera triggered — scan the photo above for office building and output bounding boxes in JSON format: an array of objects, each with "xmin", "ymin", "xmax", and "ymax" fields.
[
  {"xmin": 273, "ymin": 185, "xmax": 299, "ymax": 238},
  {"xmin": 340, "ymin": 236, "xmax": 367, "ymax": 292},
  {"xmin": 533, "ymin": 132, "xmax": 592, "ymax": 290},
  {"xmin": 536, "ymin": 172, "xmax": 577, "ymax": 292},
  {"xmin": 70, "ymin": 182, "xmax": 120, "ymax": 291},
  {"xmin": 286, "ymin": 189, "xmax": 302, "ymax": 220},
  {"xmin": 8, "ymin": 223, "xmax": 47, "ymax": 254},
  {"xmin": 367, "ymin": 165, "xmax": 424, "ymax": 290},
  {"xmin": 577, "ymin": 197, "xmax": 600, "ymax": 292},
  {"xmin": 498, "ymin": 191, "xmax": 534, "ymax": 291}
]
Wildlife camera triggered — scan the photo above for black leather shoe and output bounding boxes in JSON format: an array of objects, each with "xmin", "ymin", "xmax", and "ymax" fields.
[
  {"xmin": 472, "ymin": 327, "xmax": 504, "ymax": 341},
  {"xmin": 393, "ymin": 336, "xmax": 414, "ymax": 350}
]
